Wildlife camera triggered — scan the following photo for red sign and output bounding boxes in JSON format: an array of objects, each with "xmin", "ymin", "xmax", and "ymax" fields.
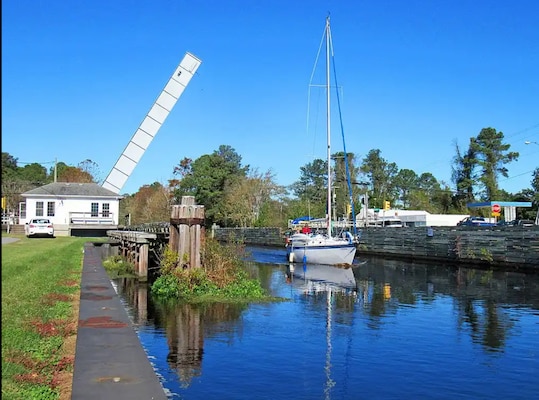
[{"xmin": 492, "ymin": 204, "xmax": 501, "ymax": 213}]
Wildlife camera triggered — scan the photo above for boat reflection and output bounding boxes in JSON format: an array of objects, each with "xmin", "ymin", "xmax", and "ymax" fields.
[
  {"xmin": 286, "ymin": 263, "xmax": 357, "ymax": 293},
  {"xmin": 285, "ymin": 262, "xmax": 359, "ymax": 400}
]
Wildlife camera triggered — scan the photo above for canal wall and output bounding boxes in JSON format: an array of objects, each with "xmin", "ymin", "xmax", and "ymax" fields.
[
  {"xmin": 212, "ymin": 226, "xmax": 285, "ymax": 247},
  {"xmin": 357, "ymin": 226, "xmax": 539, "ymax": 270},
  {"xmin": 212, "ymin": 226, "xmax": 539, "ymax": 271}
]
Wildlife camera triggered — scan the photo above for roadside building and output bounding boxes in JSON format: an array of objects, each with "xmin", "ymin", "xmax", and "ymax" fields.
[{"xmin": 20, "ymin": 182, "xmax": 123, "ymax": 236}]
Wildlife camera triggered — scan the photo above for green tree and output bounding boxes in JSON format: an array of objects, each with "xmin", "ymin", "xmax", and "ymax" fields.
[
  {"xmin": 19, "ymin": 163, "xmax": 49, "ymax": 184},
  {"xmin": 122, "ymin": 182, "xmax": 171, "ymax": 224},
  {"xmin": 452, "ymin": 139, "xmax": 478, "ymax": 211},
  {"xmin": 170, "ymin": 145, "xmax": 249, "ymax": 227},
  {"xmin": 394, "ymin": 169, "xmax": 419, "ymax": 208},
  {"xmin": 256, "ymin": 194, "xmax": 289, "ymax": 227},
  {"xmin": 1, "ymin": 153, "xmax": 44, "ymax": 213},
  {"xmin": 332, "ymin": 152, "xmax": 361, "ymax": 220},
  {"xmin": 221, "ymin": 169, "xmax": 282, "ymax": 227},
  {"xmin": 471, "ymin": 127, "xmax": 519, "ymax": 200},
  {"xmin": 359, "ymin": 149, "xmax": 398, "ymax": 209},
  {"xmin": 290, "ymin": 158, "xmax": 327, "ymax": 218},
  {"xmin": 432, "ymin": 183, "xmax": 454, "ymax": 214},
  {"xmin": 531, "ymin": 168, "xmax": 539, "ymax": 197},
  {"xmin": 2, "ymin": 152, "xmax": 19, "ymax": 180},
  {"xmin": 50, "ymin": 161, "xmax": 67, "ymax": 181},
  {"xmin": 415, "ymin": 173, "xmax": 452, "ymax": 213}
]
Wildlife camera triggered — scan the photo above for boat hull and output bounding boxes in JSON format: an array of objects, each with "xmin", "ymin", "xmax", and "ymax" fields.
[{"xmin": 286, "ymin": 233, "xmax": 357, "ymax": 266}]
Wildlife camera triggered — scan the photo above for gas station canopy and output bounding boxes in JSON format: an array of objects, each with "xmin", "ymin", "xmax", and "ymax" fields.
[
  {"xmin": 466, "ymin": 201, "xmax": 533, "ymax": 222},
  {"xmin": 466, "ymin": 201, "xmax": 532, "ymax": 208}
]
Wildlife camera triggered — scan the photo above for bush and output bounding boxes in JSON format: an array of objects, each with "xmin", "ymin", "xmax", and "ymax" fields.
[
  {"xmin": 102, "ymin": 255, "xmax": 135, "ymax": 278},
  {"xmin": 151, "ymin": 238, "xmax": 269, "ymax": 302}
]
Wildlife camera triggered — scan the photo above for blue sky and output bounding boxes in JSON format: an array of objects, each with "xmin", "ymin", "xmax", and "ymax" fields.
[{"xmin": 2, "ymin": 0, "xmax": 538, "ymax": 196}]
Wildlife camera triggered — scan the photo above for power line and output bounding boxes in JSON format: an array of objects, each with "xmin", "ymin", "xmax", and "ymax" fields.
[
  {"xmin": 499, "ymin": 169, "xmax": 536, "ymax": 182},
  {"xmin": 505, "ymin": 123, "xmax": 539, "ymax": 140},
  {"xmin": 17, "ymin": 160, "xmax": 56, "ymax": 166}
]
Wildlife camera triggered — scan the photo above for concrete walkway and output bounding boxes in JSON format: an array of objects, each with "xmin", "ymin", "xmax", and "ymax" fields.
[
  {"xmin": 1, "ymin": 236, "xmax": 20, "ymax": 245},
  {"xmin": 71, "ymin": 242, "xmax": 167, "ymax": 399}
]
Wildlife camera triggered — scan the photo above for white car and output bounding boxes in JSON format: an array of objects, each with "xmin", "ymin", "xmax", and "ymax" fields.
[{"xmin": 25, "ymin": 218, "xmax": 55, "ymax": 238}]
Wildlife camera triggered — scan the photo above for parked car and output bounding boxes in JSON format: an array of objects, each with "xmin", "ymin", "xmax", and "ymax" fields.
[
  {"xmin": 496, "ymin": 219, "xmax": 513, "ymax": 226},
  {"xmin": 25, "ymin": 218, "xmax": 54, "ymax": 238},
  {"xmin": 456, "ymin": 216, "xmax": 497, "ymax": 227},
  {"xmin": 512, "ymin": 219, "xmax": 535, "ymax": 227},
  {"xmin": 498, "ymin": 219, "xmax": 536, "ymax": 227}
]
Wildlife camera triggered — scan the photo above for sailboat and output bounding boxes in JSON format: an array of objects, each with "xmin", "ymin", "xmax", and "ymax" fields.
[{"xmin": 286, "ymin": 16, "xmax": 359, "ymax": 266}]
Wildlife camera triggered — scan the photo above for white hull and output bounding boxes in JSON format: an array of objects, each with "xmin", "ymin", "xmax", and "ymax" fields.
[
  {"xmin": 286, "ymin": 233, "xmax": 357, "ymax": 266},
  {"xmin": 288, "ymin": 263, "xmax": 357, "ymax": 290}
]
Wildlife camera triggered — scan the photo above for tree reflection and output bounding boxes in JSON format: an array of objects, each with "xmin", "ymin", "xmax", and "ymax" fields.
[
  {"xmin": 353, "ymin": 260, "xmax": 535, "ymax": 352},
  {"xmin": 155, "ymin": 301, "xmax": 248, "ymax": 387}
]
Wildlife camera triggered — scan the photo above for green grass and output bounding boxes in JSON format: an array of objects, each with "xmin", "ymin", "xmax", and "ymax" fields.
[{"xmin": 1, "ymin": 235, "xmax": 103, "ymax": 400}]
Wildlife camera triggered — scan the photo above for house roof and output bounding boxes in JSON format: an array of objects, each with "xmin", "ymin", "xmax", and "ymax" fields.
[{"xmin": 21, "ymin": 182, "xmax": 124, "ymax": 199}]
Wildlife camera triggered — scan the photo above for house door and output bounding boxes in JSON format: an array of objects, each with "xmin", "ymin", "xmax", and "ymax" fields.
[{"xmin": 19, "ymin": 202, "xmax": 26, "ymax": 224}]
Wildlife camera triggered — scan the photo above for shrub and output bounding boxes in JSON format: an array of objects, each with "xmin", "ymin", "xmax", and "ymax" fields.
[
  {"xmin": 151, "ymin": 238, "xmax": 268, "ymax": 302},
  {"xmin": 102, "ymin": 255, "xmax": 135, "ymax": 278}
]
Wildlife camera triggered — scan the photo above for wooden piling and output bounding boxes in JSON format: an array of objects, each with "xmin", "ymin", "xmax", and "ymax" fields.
[{"xmin": 169, "ymin": 196, "xmax": 205, "ymax": 269}]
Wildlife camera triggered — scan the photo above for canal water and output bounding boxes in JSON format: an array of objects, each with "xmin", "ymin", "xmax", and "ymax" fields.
[{"xmin": 113, "ymin": 246, "xmax": 539, "ymax": 400}]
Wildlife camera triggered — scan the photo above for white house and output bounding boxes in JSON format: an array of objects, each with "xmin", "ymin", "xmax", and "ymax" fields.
[{"xmin": 21, "ymin": 182, "xmax": 123, "ymax": 236}]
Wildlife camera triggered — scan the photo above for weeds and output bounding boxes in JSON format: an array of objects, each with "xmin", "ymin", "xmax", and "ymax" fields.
[
  {"xmin": 102, "ymin": 255, "xmax": 135, "ymax": 278},
  {"xmin": 151, "ymin": 238, "xmax": 268, "ymax": 302}
]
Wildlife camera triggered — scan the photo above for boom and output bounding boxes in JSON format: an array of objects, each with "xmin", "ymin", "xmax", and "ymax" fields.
[{"xmin": 102, "ymin": 52, "xmax": 201, "ymax": 194}]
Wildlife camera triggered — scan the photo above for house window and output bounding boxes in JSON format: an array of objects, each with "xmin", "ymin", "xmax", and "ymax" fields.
[
  {"xmin": 36, "ymin": 202, "xmax": 44, "ymax": 217},
  {"xmin": 102, "ymin": 203, "xmax": 110, "ymax": 218},
  {"xmin": 47, "ymin": 202, "xmax": 55, "ymax": 217},
  {"xmin": 91, "ymin": 203, "xmax": 99, "ymax": 217}
]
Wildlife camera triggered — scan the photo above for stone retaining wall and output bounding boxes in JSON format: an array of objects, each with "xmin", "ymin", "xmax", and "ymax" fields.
[
  {"xmin": 212, "ymin": 226, "xmax": 539, "ymax": 271},
  {"xmin": 358, "ymin": 226, "xmax": 539, "ymax": 270},
  {"xmin": 212, "ymin": 227, "xmax": 284, "ymax": 247}
]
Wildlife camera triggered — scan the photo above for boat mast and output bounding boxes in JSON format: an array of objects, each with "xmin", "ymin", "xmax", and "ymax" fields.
[{"xmin": 325, "ymin": 16, "xmax": 332, "ymax": 237}]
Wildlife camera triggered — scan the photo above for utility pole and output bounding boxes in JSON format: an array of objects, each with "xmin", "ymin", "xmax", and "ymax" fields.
[
  {"xmin": 54, "ymin": 158, "xmax": 57, "ymax": 182},
  {"xmin": 364, "ymin": 191, "xmax": 369, "ymax": 227}
]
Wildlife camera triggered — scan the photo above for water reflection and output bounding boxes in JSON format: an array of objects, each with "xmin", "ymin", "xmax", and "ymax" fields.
[
  {"xmin": 353, "ymin": 257, "xmax": 539, "ymax": 352},
  {"xmin": 119, "ymin": 284, "xmax": 250, "ymax": 388},
  {"xmin": 157, "ymin": 301, "xmax": 249, "ymax": 388},
  {"xmin": 113, "ymin": 248, "xmax": 539, "ymax": 399}
]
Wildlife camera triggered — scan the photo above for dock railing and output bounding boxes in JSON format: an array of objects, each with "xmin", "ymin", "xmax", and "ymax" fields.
[{"xmin": 69, "ymin": 211, "xmax": 115, "ymax": 225}]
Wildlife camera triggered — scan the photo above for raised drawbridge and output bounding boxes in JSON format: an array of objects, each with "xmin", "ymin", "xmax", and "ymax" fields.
[{"xmin": 102, "ymin": 52, "xmax": 201, "ymax": 194}]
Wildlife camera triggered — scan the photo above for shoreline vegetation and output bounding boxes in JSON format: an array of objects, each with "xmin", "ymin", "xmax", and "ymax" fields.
[{"xmin": 104, "ymin": 237, "xmax": 287, "ymax": 304}]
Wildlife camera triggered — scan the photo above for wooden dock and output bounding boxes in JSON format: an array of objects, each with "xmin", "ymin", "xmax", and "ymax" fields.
[
  {"xmin": 106, "ymin": 230, "xmax": 166, "ymax": 280},
  {"xmin": 106, "ymin": 196, "xmax": 205, "ymax": 280}
]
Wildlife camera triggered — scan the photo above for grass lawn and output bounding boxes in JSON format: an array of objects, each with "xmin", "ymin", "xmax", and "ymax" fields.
[{"xmin": 1, "ymin": 235, "xmax": 103, "ymax": 400}]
